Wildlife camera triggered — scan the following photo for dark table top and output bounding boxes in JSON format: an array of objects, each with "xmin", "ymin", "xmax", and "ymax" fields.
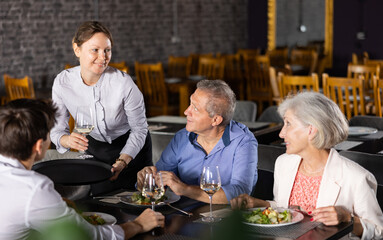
[{"xmin": 76, "ymin": 192, "xmax": 353, "ymax": 240}]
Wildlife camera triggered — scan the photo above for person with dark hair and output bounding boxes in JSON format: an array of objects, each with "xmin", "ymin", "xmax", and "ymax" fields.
[
  {"xmin": 137, "ymin": 80, "xmax": 258, "ymax": 204},
  {"xmin": 50, "ymin": 21, "xmax": 151, "ymax": 194},
  {"xmin": 0, "ymin": 98, "xmax": 164, "ymax": 240}
]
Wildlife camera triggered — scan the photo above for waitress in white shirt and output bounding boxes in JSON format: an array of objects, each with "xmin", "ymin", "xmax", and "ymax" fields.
[{"xmin": 51, "ymin": 21, "xmax": 151, "ymax": 194}]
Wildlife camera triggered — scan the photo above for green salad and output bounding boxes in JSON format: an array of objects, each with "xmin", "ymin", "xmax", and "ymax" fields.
[
  {"xmin": 243, "ymin": 207, "xmax": 292, "ymax": 224},
  {"xmin": 130, "ymin": 192, "xmax": 168, "ymax": 205}
]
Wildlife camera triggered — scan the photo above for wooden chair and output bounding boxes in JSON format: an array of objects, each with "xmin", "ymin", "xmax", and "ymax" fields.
[
  {"xmin": 269, "ymin": 65, "xmax": 292, "ymax": 104},
  {"xmin": 134, "ymin": 62, "xmax": 178, "ymax": 117},
  {"xmin": 3, "ymin": 74, "xmax": 36, "ymax": 101},
  {"xmin": 187, "ymin": 53, "xmax": 213, "ymax": 76},
  {"xmin": 167, "ymin": 56, "xmax": 189, "ymax": 79},
  {"xmin": 364, "ymin": 59, "xmax": 383, "ymax": 78},
  {"xmin": 266, "ymin": 47, "xmax": 289, "ymax": 68},
  {"xmin": 290, "ymin": 48, "xmax": 318, "ymax": 75},
  {"xmin": 322, "ymin": 73, "xmax": 366, "ymax": 119},
  {"xmin": 197, "ymin": 56, "xmax": 225, "ymax": 80},
  {"xmin": 347, "ymin": 63, "xmax": 379, "ymax": 94},
  {"xmin": 236, "ymin": 48, "xmax": 260, "ymax": 59},
  {"xmin": 243, "ymin": 55, "xmax": 273, "ymax": 114},
  {"xmin": 109, "ymin": 61, "xmax": 129, "ymax": 74},
  {"xmin": 65, "ymin": 64, "xmax": 75, "ymax": 69},
  {"xmin": 373, "ymin": 76, "xmax": 383, "ymax": 117},
  {"xmin": 223, "ymin": 54, "xmax": 245, "ymax": 100},
  {"xmin": 277, "ymin": 72, "xmax": 320, "ymax": 99}
]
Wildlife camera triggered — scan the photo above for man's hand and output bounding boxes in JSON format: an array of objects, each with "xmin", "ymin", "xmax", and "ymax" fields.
[
  {"xmin": 136, "ymin": 166, "xmax": 158, "ymax": 191},
  {"xmin": 159, "ymin": 171, "xmax": 187, "ymax": 196}
]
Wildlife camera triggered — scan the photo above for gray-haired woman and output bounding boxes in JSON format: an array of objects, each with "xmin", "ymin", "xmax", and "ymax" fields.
[{"xmin": 231, "ymin": 92, "xmax": 383, "ymax": 239}]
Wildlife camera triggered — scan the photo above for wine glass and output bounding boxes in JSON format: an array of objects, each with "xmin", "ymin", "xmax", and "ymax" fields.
[
  {"xmin": 142, "ymin": 172, "xmax": 165, "ymax": 211},
  {"xmin": 74, "ymin": 106, "xmax": 94, "ymax": 159},
  {"xmin": 200, "ymin": 166, "xmax": 221, "ymax": 222}
]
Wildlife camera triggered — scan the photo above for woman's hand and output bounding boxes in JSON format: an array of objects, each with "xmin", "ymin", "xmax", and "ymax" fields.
[
  {"xmin": 311, "ymin": 206, "xmax": 352, "ymax": 226},
  {"xmin": 136, "ymin": 166, "xmax": 158, "ymax": 191},
  {"xmin": 230, "ymin": 194, "xmax": 257, "ymax": 210},
  {"xmin": 111, "ymin": 154, "xmax": 132, "ymax": 181},
  {"xmin": 60, "ymin": 133, "xmax": 88, "ymax": 151}
]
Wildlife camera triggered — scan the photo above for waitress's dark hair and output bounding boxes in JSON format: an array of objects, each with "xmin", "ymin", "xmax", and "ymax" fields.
[
  {"xmin": 0, "ymin": 99, "xmax": 57, "ymax": 161},
  {"xmin": 73, "ymin": 21, "xmax": 113, "ymax": 47}
]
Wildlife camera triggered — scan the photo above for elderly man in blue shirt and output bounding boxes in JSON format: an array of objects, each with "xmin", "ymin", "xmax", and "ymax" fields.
[{"xmin": 137, "ymin": 80, "xmax": 258, "ymax": 204}]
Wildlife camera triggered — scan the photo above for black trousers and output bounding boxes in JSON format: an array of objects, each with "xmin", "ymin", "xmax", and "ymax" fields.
[{"xmin": 87, "ymin": 131, "xmax": 153, "ymax": 195}]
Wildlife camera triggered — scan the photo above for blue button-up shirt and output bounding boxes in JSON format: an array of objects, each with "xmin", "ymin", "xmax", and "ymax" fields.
[{"xmin": 156, "ymin": 120, "xmax": 258, "ymax": 201}]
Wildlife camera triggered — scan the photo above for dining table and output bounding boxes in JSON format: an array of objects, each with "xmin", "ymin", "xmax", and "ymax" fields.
[{"xmin": 75, "ymin": 190, "xmax": 353, "ymax": 240}]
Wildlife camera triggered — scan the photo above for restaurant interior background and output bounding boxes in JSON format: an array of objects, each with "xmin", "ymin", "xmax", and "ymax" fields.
[{"xmin": 1, "ymin": 0, "xmax": 383, "ymax": 96}]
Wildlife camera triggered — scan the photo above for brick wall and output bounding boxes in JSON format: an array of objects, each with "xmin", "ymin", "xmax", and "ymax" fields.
[{"xmin": 0, "ymin": 0, "xmax": 248, "ymax": 92}]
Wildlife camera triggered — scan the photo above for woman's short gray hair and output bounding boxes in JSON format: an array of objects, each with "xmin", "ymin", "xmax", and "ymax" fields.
[
  {"xmin": 197, "ymin": 80, "xmax": 236, "ymax": 126},
  {"xmin": 278, "ymin": 91, "xmax": 348, "ymax": 149}
]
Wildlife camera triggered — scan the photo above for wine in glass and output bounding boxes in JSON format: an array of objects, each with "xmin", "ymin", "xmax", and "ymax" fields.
[
  {"xmin": 142, "ymin": 172, "xmax": 165, "ymax": 211},
  {"xmin": 200, "ymin": 166, "xmax": 221, "ymax": 222},
  {"xmin": 74, "ymin": 106, "xmax": 95, "ymax": 159}
]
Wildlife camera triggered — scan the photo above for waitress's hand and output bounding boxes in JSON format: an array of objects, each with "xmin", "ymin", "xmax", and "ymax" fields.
[
  {"xmin": 60, "ymin": 133, "xmax": 88, "ymax": 151},
  {"xmin": 110, "ymin": 154, "xmax": 132, "ymax": 181},
  {"xmin": 136, "ymin": 166, "xmax": 158, "ymax": 191}
]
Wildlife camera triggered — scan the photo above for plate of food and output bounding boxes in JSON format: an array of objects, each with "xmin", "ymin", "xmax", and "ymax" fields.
[
  {"xmin": 82, "ymin": 212, "xmax": 117, "ymax": 225},
  {"xmin": 242, "ymin": 207, "xmax": 303, "ymax": 227},
  {"xmin": 120, "ymin": 189, "xmax": 181, "ymax": 207},
  {"xmin": 348, "ymin": 126, "xmax": 378, "ymax": 136}
]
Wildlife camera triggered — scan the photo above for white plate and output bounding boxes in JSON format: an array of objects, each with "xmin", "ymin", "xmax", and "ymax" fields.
[
  {"xmin": 243, "ymin": 207, "xmax": 304, "ymax": 227},
  {"xmin": 188, "ymin": 75, "xmax": 205, "ymax": 81},
  {"xmin": 120, "ymin": 189, "xmax": 181, "ymax": 207},
  {"xmin": 82, "ymin": 212, "xmax": 117, "ymax": 225},
  {"xmin": 348, "ymin": 126, "xmax": 378, "ymax": 136}
]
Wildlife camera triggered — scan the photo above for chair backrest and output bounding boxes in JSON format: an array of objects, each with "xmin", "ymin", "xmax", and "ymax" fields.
[
  {"xmin": 349, "ymin": 115, "xmax": 383, "ymax": 131},
  {"xmin": 373, "ymin": 77, "xmax": 383, "ymax": 117},
  {"xmin": 365, "ymin": 59, "xmax": 383, "ymax": 79},
  {"xmin": 269, "ymin": 65, "xmax": 293, "ymax": 104},
  {"xmin": 290, "ymin": 48, "xmax": 318, "ymax": 75},
  {"xmin": 236, "ymin": 48, "xmax": 260, "ymax": 59},
  {"xmin": 167, "ymin": 56, "xmax": 189, "ymax": 79},
  {"xmin": 322, "ymin": 73, "xmax": 365, "ymax": 119},
  {"xmin": 134, "ymin": 62, "xmax": 168, "ymax": 115},
  {"xmin": 244, "ymin": 55, "xmax": 271, "ymax": 93},
  {"xmin": 3, "ymin": 74, "xmax": 35, "ymax": 101},
  {"xmin": 109, "ymin": 61, "xmax": 129, "ymax": 74},
  {"xmin": 65, "ymin": 64, "xmax": 75, "ymax": 69},
  {"xmin": 339, "ymin": 150, "xmax": 383, "ymax": 210},
  {"xmin": 197, "ymin": 56, "xmax": 225, "ymax": 80},
  {"xmin": 277, "ymin": 72, "xmax": 320, "ymax": 98},
  {"xmin": 224, "ymin": 54, "xmax": 245, "ymax": 99},
  {"xmin": 233, "ymin": 100, "xmax": 257, "ymax": 122},
  {"xmin": 187, "ymin": 53, "xmax": 213, "ymax": 76},
  {"xmin": 257, "ymin": 105, "xmax": 283, "ymax": 123},
  {"xmin": 267, "ymin": 47, "xmax": 289, "ymax": 68},
  {"xmin": 251, "ymin": 144, "xmax": 286, "ymax": 199},
  {"xmin": 347, "ymin": 63, "xmax": 380, "ymax": 94}
]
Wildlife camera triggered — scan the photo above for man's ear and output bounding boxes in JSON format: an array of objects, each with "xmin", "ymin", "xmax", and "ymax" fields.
[
  {"xmin": 73, "ymin": 42, "xmax": 81, "ymax": 58},
  {"xmin": 33, "ymin": 139, "xmax": 44, "ymax": 155},
  {"xmin": 212, "ymin": 115, "xmax": 223, "ymax": 126}
]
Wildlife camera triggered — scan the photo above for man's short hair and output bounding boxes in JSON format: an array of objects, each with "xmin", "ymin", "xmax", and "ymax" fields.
[
  {"xmin": 0, "ymin": 99, "xmax": 57, "ymax": 161},
  {"xmin": 197, "ymin": 80, "xmax": 236, "ymax": 126}
]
